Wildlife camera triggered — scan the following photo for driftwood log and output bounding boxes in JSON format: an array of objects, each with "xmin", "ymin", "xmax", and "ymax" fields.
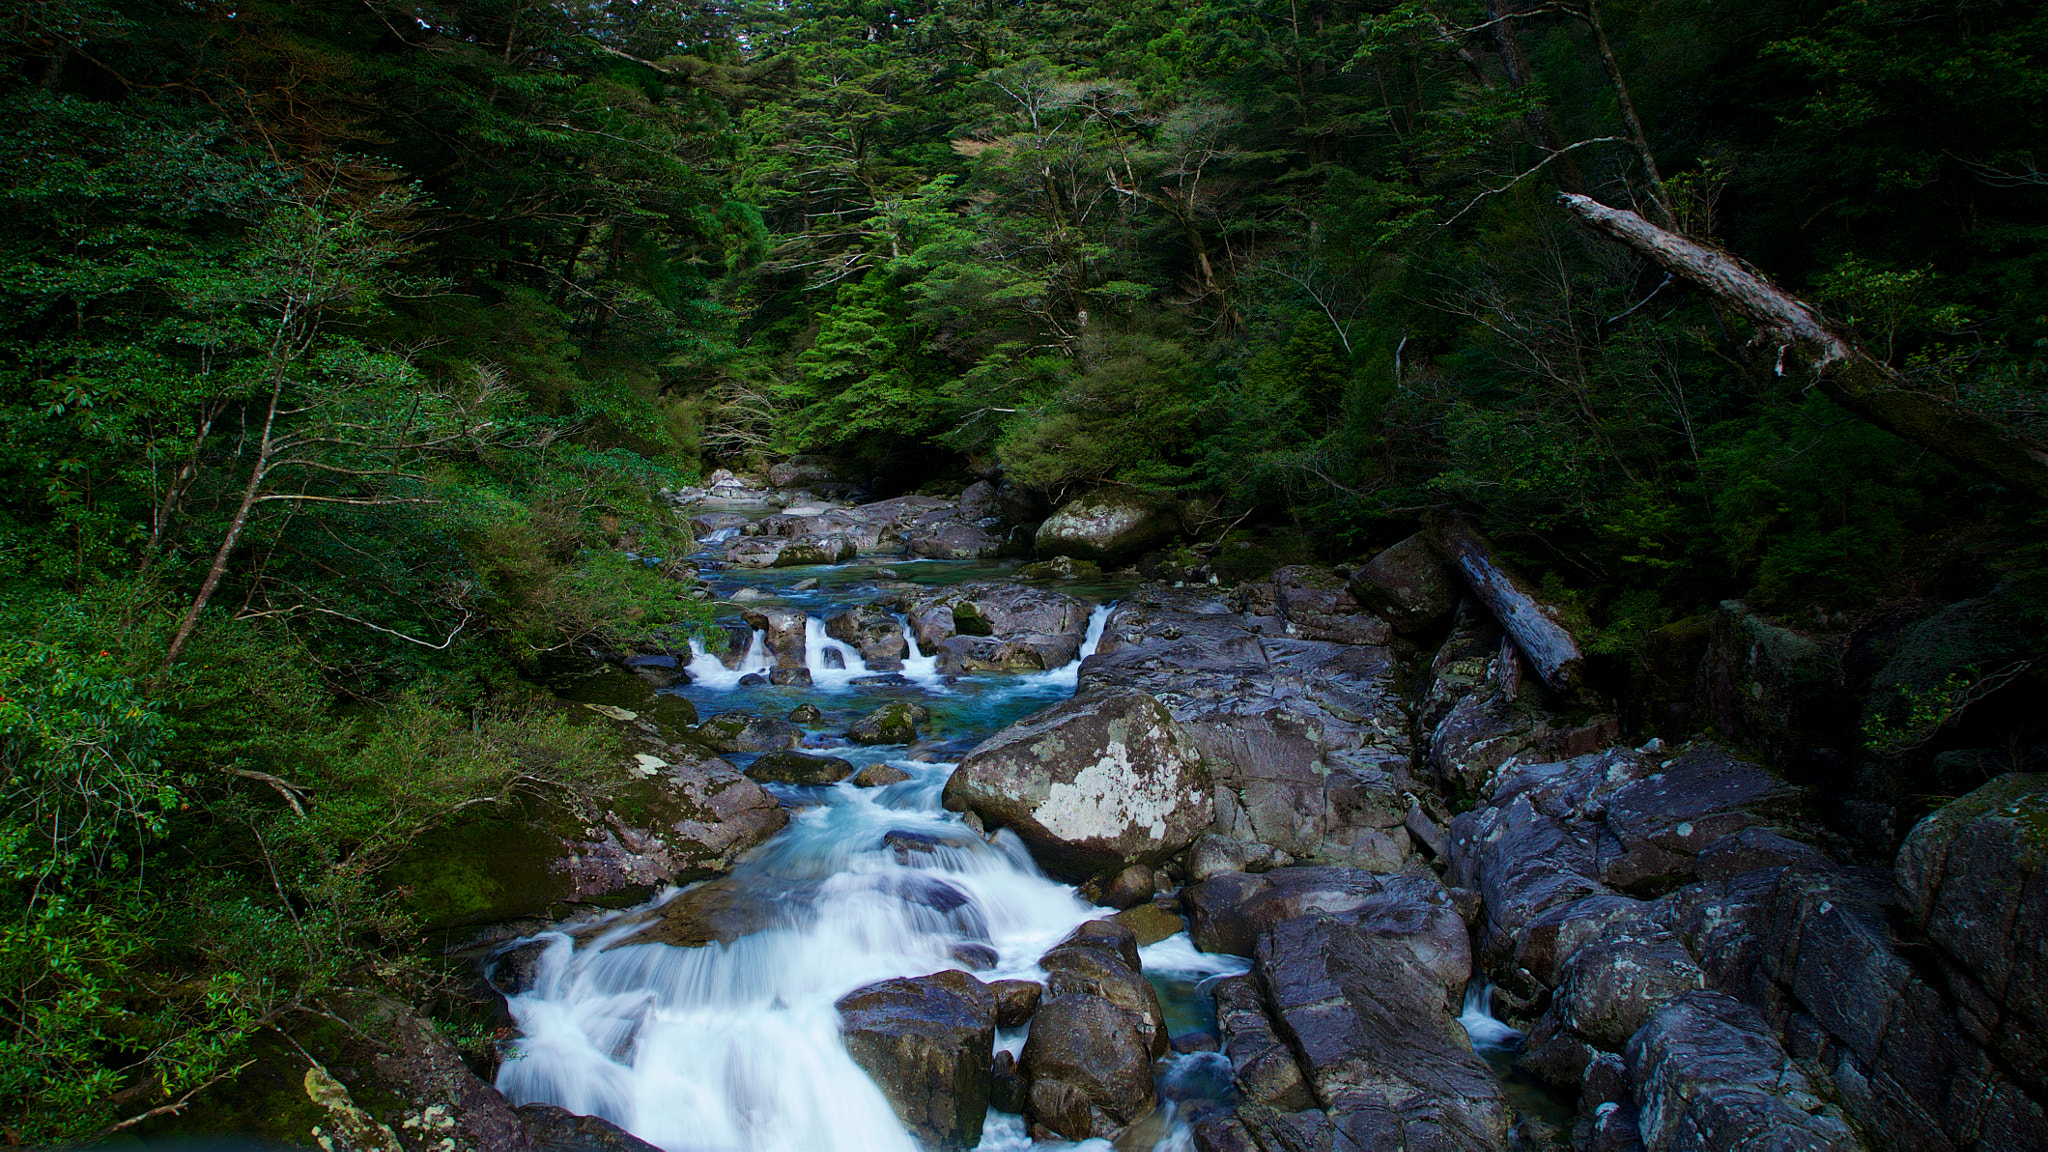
[
  {"xmin": 1560, "ymin": 193, "xmax": 2048, "ymax": 502},
  {"xmin": 1431, "ymin": 517, "xmax": 1586, "ymax": 696}
]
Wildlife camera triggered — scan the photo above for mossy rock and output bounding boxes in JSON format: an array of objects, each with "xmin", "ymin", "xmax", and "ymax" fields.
[
  {"xmin": 847, "ymin": 701, "xmax": 930, "ymax": 745},
  {"xmin": 952, "ymin": 602, "xmax": 995, "ymax": 636},
  {"xmin": 746, "ymin": 750, "xmax": 856, "ymax": 786}
]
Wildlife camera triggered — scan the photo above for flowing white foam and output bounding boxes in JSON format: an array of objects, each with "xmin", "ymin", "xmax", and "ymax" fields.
[
  {"xmin": 684, "ymin": 629, "xmax": 771, "ymax": 689},
  {"xmin": 496, "ymin": 762, "xmax": 1105, "ymax": 1151},
  {"xmin": 897, "ymin": 620, "xmax": 948, "ymax": 691},
  {"xmin": 700, "ymin": 526, "xmax": 741, "ymax": 545},
  {"xmin": 803, "ymin": 616, "xmax": 871, "ymax": 691},
  {"xmin": 1458, "ymin": 979, "xmax": 1523, "ymax": 1053}
]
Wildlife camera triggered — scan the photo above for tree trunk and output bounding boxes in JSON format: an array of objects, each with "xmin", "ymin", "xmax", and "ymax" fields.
[
  {"xmin": 1486, "ymin": 0, "xmax": 1584, "ymax": 194},
  {"xmin": 1560, "ymin": 193, "xmax": 2048, "ymax": 501},
  {"xmin": 1431, "ymin": 516, "xmax": 1587, "ymax": 696}
]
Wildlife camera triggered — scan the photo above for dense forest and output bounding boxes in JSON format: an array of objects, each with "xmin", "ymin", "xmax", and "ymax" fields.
[{"xmin": 3, "ymin": 0, "xmax": 2046, "ymax": 1143}]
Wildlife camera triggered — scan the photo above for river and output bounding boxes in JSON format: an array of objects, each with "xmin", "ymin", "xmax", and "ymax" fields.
[{"xmin": 490, "ymin": 552, "xmax": 1252, "ymax": 1151}]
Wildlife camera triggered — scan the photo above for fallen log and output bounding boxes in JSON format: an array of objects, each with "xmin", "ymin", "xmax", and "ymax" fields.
[
  {"xmin": 1431, "ymin": 517, "xmax": 1586, "ymax": 696},
  {"xmin": 1560, "ymin": 192, "xmax": 2048, "ymax": 502}
]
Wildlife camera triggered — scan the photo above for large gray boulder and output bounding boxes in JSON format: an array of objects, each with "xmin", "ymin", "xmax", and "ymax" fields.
[
  {"xmin": 741, "ymin": 605, "xmax": 809, "ymax": 668},
  {"xmin": 1254, "ymin": 914, "xmax": 1512, "ymax": 1151},
  {"xmin": 1628, "ymin": 990, "xmax": 1861, "ymax": 1152},
  {"xmin": 1034, "ymin": 489, "xmax": 1177, "ymax": 564},
  {"xmin": 942, "ymin": 689, "xmax": 1212, "ymax": 882},
  {"xmin": 1896, "ymin": 773, "xmax": 2048, "ymax": 1086},
  {"xmin": 835, "ymin": 970, "xmax": 998, "ymax": 1152},
  {"xmin": 1348, "ymin": 533, "xmax": 1459, "ymax": 633}
]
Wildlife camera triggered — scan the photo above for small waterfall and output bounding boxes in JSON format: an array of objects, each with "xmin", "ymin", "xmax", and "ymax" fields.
[
  {"xmin": 1017, "ymin": 601, "xmax": 1113, "ymax": 692},
  {"xmin": 1458, "ymin": 979, "xmax": 1523, "ymax": 1054},
  {"xmin": 684, "ymin": 629, "xmax": 771, "ymax": 689},
  {"xmin": 700, "ymin": 526, "xmax": 741, "ymax": 545},
  {"xmin": 803, "ymin": 617, "xmax": 871, "ymax": 691},
  {"xmin": 897, "ymin": 621, "xmax": 946, "ymax": 691},
  {"xmin": 495, "ymin": 763, "xmax": 1106, "ymax": 1151}
]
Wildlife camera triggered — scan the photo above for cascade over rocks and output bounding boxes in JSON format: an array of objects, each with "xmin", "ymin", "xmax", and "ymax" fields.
[{"xmin": 942, "ymin": 688, "xmax": 1213, "ymax": 883}]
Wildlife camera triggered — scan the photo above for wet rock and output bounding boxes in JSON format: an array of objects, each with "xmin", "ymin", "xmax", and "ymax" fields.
[
  {"xmin": 909, "ymin": 519, "xmax": 1006, "ymax": 560},
  {"xmin": 1052, "ymin": 918, "xmax": 1145, "ymax": 970},
  {"xmin": 767, "ymin": 667, "xmax": 812, "ymax": 687},
  {"xmin": 1215, "ymin": 975, "xmax": 1315, "ymax": 1112},
  {"xmin": 825, "ymin": 605, "xmax": 910, "ymax": 669},
  {"xmin": 1035, "ymin": 489, "xmax": 1178, "ymax": 565},
  {"xmin": 744, "ymin": 750, "xmax": 855, "ymax": 786},
  {"xmin": 1086, "ymin": 863, "xmax": 1156, "ymax": 910},
  {"xmin": 990, "ymin": 1050, "xmax": 1029, "ymax": 1114},
  {"xmin": 1256, "ymin": 915, "xmax": 1511, "ymax": 1151},
  {"xmin": 1191, "ymin": 1114, "xmax": 1259, "ymax": 1152},
  {"xmin": 990, "ymin": 979, "xmax": 1043, "ymax": 1028},
  {"xmin": 517, "ymin": 1103, "xmax": 667, "ymax": 1152},
  {"xmin": 1348, "ymin": 534, "xmax": 1458, "ymax": 633},
  {"xmin": 952, "ymin": 942, "xmax": 999, "ymax": 970},
  {"xmin": 741, "ymin": 605, "xmax": 809, "ymax": 667},
  {"xmin": 1627, "ymin": 990, "xmax": 1860, "ymax": 1152},
  {"xmin": 1039, "ymin": 929, "xmax": 1170, "ymax": 1058},
  {"xmin": 835, "ymin": 970, "xmax": 997, "ymax": 1152},
  {"xmin": 943, "ymin": 689, "xmax": 1212, "ymax": 883},
  {"xmin": 767, "ymin": 455, "xmax": 844, "ymax": 489},
  {"xmin": 1020, "ymin": 994, "xmax": 1157, "ymax": 1140},
  {"xmin": 486, "ymin": 939, "xmax": 552, "ymax": 997},
  {"xmin": 1173, "ymin": 1032, "xmax": 1220, "ymax": 1054},
  {"xmin": 694, "ymin": 712, "xmax": 804, "ymax": 753},
  {"xmin": 1896, "ymin": 773, "xmax": 2048, "ymax": 1086},
  {"xmin": 786, "ymin": 703, "xmax": 824, "ymax": 725},
  {"xmin": 1190, "ymin": 833, "xmax": 1251, "ymax": 881},
  {"xmin": 852, "ymin": 763, "xmax": 913, "ymax": 788},
  {"xmin": 847, "ymin": 701, "xmax": 929, "ymax": 744},
  {"xmin": 1514, "ymin": 894, "xmax": 1651, "ymax": 989},
  {"xmin": 602, "ymin": 875, "xmax": 811, "ymax": 948},
  {"xmin": 1110, "ymin": 901, "xmax": 1184, "ymax": 946}
]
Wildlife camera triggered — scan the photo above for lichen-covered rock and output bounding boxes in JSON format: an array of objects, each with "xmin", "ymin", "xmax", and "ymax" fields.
[
  {"xmin": 1034, "ymin": 489, "xmax": 1178, "ymax": 564},
  {"xmin": 1270, "ymin": 565, "xmax": 1392, "ymax": 645},
  {"xmin": 744, "ymin": 750, "xmax": 855, "ymax": 786},
  {"xmin": 835, "ymin": 970, "xmax": 997, "ymax": 1152},
  {"xmin": 942, "ymin": 689, "xmax": 1212, "ymax": 882},
  {"xmin": 1348, "ymin": 534, "xmax": 1459, "ymax": 633}
]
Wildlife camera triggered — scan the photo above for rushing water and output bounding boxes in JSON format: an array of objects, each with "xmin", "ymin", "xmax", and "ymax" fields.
[{"xmin": 500, "ymin": 545, "xmax": 1243, "ymax": 1151}]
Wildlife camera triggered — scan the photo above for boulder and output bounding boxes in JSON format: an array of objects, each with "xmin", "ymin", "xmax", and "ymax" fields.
[
  {"xmin": 1255, "ymin": 915, "xmax": 1511, "ymax": 1151},
  {"xmin": 1039, "ymin": 927, "xmax": 1169, "ymax": 1058},
  {"xmin": 853, "ymin": 764, "xmax": 912, "ymax": 788},
  {"xmin": 1034, "ymin": 490, "xmax": 1178, "ymax": 565},
  {"xmin": 1110, "ymin": 901, "xmax": 1184, "ymax": 946},
  {"xmin": 1271, "ymin": 565, "xmax": 1392, "ymax": 645},
  {"xmin": 1895, "ymin": 773, "xmax": 2048, "ymax": 1085},
  {"xmin": 909, "ymin": 520, "xmax": 1006, "ymax": 560},
  {"xmin": 386, "ymin": 756, "xmax": 787, "ymax": 929},
  {"xmin": 744, "ymin": 750, "xmax": 855, "ymax": 786},
  {"xmin": 835, "ymin": 970, "xmax": 998, "ymax": 1152},
  {"xmin": 1215, "ymin": 975, "xmax": 1315, "ymax": 1112},
  {"xmin": 741, "ymin": 606, "xmax": 810, "ymax": 668},
  {"xmin": 1182, "ymin": 868, "xmax": 1470, "ymax": 998},
  {"xmin": 826, "ymin": 606, "xmax": 909, "ymax": 669},
  {"xmin": 1088, "ymin": 863, "xmax": 1155, "ymax": 910},
  {"xmin": 989, "ymin": 979, "xmax": 1043, "ymax": 1028},
  {"xmin": 1020, "ymin": 994, "xmax": 1156, "ymax": 1140},
  {"xmin": 942, "ymin": 689, "xmax": 1213, "ymax": 883},
  {"xmin": 847, "ymin": 701, "xmax": 928, "ymax": 745},
  {"xmin": 598, "ymin": 874, "xmax": 811, "ymax": 948},
  {"xmin": 1627, "ymin": 991, "xmax": 1861, "ymax": 1152},
  {"xmin": 517, "ymin": 1104, "xmax": 667, "ymax": 1152},
  {"xmin": 694, "ymin": 712, "xmax": 803, "ymax": 753},
  {"xmin": 1348, "ymin": 534, "xmax": 1459, "ymax": 633},
  {"xmin": 1555, "ymin": 928, "xmax": 1708, "ymax": 1051}
]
